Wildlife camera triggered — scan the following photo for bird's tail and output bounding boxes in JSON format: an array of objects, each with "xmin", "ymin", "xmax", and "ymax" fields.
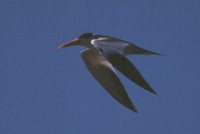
[{"xmin": 124, "ymin": 45, "xmax": 162, "ymax": 55}]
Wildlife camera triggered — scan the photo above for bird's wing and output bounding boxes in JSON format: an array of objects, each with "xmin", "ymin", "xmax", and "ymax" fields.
[
  {"xmin": 91, "ymin": 37, "xmax": 161, "ymax": 55},
  {"xmin": 81, "ymin": 49, "xmax": 137, "ymax": 112},
  {"xmin": 106, "ymin": 53, "xmax": 157, "ymax": 94},
  {"xmin": 123, "ymin": 45, "xmax": 161, "ymax": 55},
  {"xmin": 91, "ymin": 37, "xmax": 129, "ymax": 54}
]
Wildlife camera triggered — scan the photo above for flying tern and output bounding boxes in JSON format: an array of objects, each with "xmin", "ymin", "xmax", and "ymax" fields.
[{"xmin": 59, "ymin": 33, "xmax": 160, "ymax": 112}]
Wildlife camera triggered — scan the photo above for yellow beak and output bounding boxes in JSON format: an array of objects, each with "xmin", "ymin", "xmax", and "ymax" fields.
[{"xmin": 58, "ymin": 38, "xmax": 81, "ymax": 48}]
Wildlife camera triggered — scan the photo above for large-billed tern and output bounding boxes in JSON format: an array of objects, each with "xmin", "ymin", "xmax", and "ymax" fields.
[{"xmin": 59, "ymin": 33, "xmax": 161, "ymax": 112}]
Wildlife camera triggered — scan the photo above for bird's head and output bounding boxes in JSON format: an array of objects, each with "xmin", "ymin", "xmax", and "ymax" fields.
[{"xmin": 58, "ymin": 33, "xmax": 94, "ymax": 48}]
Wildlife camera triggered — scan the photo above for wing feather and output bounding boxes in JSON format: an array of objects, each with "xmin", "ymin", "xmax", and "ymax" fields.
[
  {"xmin": 81, "ymin": 49, "xmax": 137, "ymax": 112},
  {"xmin": 107, "ymin": 53, "xmax": 157, "ymax": 94}
]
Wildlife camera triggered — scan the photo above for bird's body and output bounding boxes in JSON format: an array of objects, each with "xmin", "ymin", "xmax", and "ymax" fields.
[{"xmin": 59, "ymin": 33, "xmax": 160, "ymax": 112}]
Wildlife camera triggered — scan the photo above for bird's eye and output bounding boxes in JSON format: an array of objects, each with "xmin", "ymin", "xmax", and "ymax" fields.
[{"xmin": 79, "ymin": 33, "xmax": 93, "ymax": 39}]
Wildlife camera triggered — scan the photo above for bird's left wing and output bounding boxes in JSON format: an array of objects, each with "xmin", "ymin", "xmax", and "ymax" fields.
[{"xmin": 81, "ymin": 49, "xmax": 137, "ymax": 112}]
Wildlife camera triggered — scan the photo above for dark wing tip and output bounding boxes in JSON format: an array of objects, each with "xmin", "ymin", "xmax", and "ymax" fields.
[
  {"xmin": 142, "ymin": 85, "xmax": 157, "ymax": 95},
  {"xmin": 150, "ymin": 89, "xmax": 157, "ymax": 95},
  {"xmin": 153, "ymin": 52, "xmax": 164, "ymax": 56},
  {"xmin": 124, "ymin": 100, "xmax": 138, "ymax": 113},
  {"xmin": 144, "ymin": 85, "xmax": 157, "ymax": 95},
  {"xmin": 150, "ymin": 51, "xmax": 163, "ymax": 56},
  {"xmin": 130, "ymin": 106, "xmax": 138, "ymax": 113}
]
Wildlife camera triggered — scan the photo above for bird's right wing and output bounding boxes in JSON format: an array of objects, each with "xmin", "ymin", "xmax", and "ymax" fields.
[
  {"xmin": 81, "ymin": 49, "xmax": 137, "ymax": 112},
  {"xmin": 107, "ymin": 53, "xmax": 157, "ymax": 94}
]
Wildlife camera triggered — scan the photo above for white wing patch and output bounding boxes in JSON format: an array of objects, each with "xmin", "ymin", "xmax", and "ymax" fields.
[
  {"xmin": 100, "ymin": 58, "xmax": 116, "ymax": 73},
  {"xmin": 91, "ymin": 38, "xmax": 129, "ymax": 54}
]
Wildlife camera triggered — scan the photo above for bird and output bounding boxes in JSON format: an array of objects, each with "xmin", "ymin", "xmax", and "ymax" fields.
[{"xmin": 58, "ymin": 33, "xmax": 161, "ymax": 112}]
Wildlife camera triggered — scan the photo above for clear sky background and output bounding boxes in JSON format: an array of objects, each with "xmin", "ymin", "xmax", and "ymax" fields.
[{"xmin": 1, "ymin": 0, "xmax": 200, "ymax": 134}]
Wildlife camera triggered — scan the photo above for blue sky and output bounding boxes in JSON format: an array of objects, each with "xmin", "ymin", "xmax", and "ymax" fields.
[{"xmin": 1, "ymin": 0, "xmax": 200, "ymax": 133}]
